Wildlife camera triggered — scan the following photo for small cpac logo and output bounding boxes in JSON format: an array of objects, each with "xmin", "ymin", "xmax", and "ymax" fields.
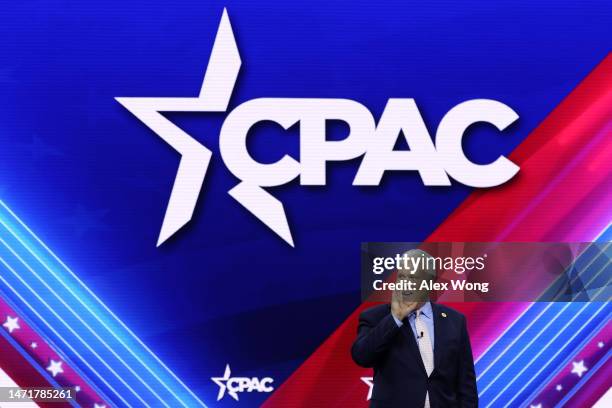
[
  {"xmin": 211, "ymin": 364, "xmax": 274, "ymax": 401},
  {"xmin": 117, "ymin": 9, "xmax": 520, "ymax": 248}
]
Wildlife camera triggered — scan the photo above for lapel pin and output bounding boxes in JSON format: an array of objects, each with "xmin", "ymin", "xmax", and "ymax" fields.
[{"xmin": 441, "ymin": 312, "xmax": 447, "ymax": 318}]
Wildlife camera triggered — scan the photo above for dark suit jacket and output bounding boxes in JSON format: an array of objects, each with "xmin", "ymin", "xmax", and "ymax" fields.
[{"xmin": 351, "ymin": 303, "xmax": 478, "ymax": 408}]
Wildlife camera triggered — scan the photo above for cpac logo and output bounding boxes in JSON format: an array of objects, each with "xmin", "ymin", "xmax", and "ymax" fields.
[
  {"xmin": 362, "ymin": 377, "xmax": 374, "ymax": 400},
  {"xmin": 211, "ymin": 364, "xmax": 274, "ymax": 401},
  {"xmin": 117, "ymin": 9, "xmax": 519, "ymax": 247}
]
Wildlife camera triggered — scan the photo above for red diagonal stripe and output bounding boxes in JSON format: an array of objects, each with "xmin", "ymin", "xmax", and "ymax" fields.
[
  {"xmin": 264, "ymin": 53, "xmax": 612, "ymax": 407},
  {"xmin": 0, "ymin": 331, "xmax": 72, "ymax": 408}
]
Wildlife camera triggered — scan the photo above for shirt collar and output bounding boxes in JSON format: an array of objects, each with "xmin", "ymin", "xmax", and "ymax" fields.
[{"xmin": 410, "ymin": 301, "xmax": 432, "ymax": 319}]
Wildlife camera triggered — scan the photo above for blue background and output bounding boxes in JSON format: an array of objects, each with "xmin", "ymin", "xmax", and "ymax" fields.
[{"xmin": 1, "ymin": 0, "xmax": 610, "ymax": 405}]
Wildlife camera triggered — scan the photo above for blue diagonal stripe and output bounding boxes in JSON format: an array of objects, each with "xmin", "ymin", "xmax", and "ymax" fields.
[
  {"xmin": 0, "ymin": 200, "xmax": 207, "ymax": 408},
  {"xmin": 476, "ymin": 224, "xmax": 611, "ymax": 408}
]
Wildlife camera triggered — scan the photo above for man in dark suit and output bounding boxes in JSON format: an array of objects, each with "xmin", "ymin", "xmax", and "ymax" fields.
[{"xmin": 352, "ymin": 250, "xmax": 478, "ymax": 407}]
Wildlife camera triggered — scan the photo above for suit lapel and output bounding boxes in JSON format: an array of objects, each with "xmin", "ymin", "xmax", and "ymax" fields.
[
  {"xmin": 432, "ymin": 303, "xmax": 444, "ymax": 370},
  {"xmin": 398, "ymin": 314, "xmax": 426, "ymax": 374}
]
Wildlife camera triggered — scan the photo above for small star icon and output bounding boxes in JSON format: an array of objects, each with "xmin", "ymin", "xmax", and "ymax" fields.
[
  {"xmin": 74, "ymin": 385, "xmax": 81, "ymax": 392},
  {"xmin": 212, "ymin": 364, "xmax": 238, "ymax": 401},
  {"xmin": 93, "ymin": 403, "xmax": 106, "ymax": 408},
  {"xmin": 571, "ymin": 360, "xmax": 587, "ymax": 378},
  {"xmin": 556, "ymin": 384, "xmax": 562, "ymax": 391},
  {"xmin": 3, "ymin": 316, "xmax": 20, "ymax": 333},
  {"xmin": 30, "ymin": 342, "xmax": 38, "ymax": 349},
  {"xmin": 361, "ymin": 377, "xmax": 374, "ymax": 401},
  {"xmin": 46, "ymin": 360, "xmax": 64, "ymax": 377},
  {"xmin": 598, "ymin": 341, "xmax": 604, "ymax": 348},
  {"xmin": 530, "ymin": 404, "xmax": 542, "ymax": 408}
]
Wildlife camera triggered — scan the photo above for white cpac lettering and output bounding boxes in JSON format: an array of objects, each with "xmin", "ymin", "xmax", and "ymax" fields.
[
  {"xmin": 221, "ymin": 98, "xmax": 518, "ymax": 188},
  {"xmin": 219, "ymin": 97, "xmax": 518, "ymax": 246}
]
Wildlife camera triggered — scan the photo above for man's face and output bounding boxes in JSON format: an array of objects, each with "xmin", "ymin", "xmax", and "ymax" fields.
[{"xmin": 396, "ymin": 264, "xmax": 431, "ymax": 302}]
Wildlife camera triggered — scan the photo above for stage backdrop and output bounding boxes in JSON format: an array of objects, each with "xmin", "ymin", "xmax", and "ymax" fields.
[{"xmin": 0, "ymin": 1, "xmax": 610, "ymax": 407}]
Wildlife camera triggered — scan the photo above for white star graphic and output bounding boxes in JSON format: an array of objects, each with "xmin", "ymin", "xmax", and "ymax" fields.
[
  {"xmin": 598, "ymin": 341, "xmax": 604, "ymax": 348},
  {"xmin": 30, "ymin": 341, "xmax": 38, "ymax": 349},
  {"xmin": 2, "ymin": 316, "xmax": 20, "ymax": 333},
  {"xmin": 93, "ymin": 403, "xmax": 106, "ymax": 408},
  {"xmin": 74, "ymin": 385, "xmax": 81, "ymax": 392},
  {"xmin": 361, "ymin": 377, "xmax": 374, "ymax": 401},
  {"xmin": 556, "ymin": 384, "xmax": 562, "ymax": 391},
  {"xmin": 211, "ymin": 364, "xmax": 238, "ymax": 401},
  {"xmin": 116, "ymin": 8, "xmax": 294, "ymax": 247},
  {"xmin": 571, "ymin": 360, "xmax": 587, "ymax": 378},
  {"xmin": 46, "ymin": 359, "xmax": 64, "ymax": 377},
  {"xmin": 116, "ymin": 8, "xmax": 242, "ymax": 247},
  {"xmin": 530, "ymin": 404, "xmax": 542, "ymax": 408}
]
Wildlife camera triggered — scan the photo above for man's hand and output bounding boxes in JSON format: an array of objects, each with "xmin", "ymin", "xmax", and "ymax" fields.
[{"xmin": 391, "ymin": 290, "xmax": 419, "ymax": 321}]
